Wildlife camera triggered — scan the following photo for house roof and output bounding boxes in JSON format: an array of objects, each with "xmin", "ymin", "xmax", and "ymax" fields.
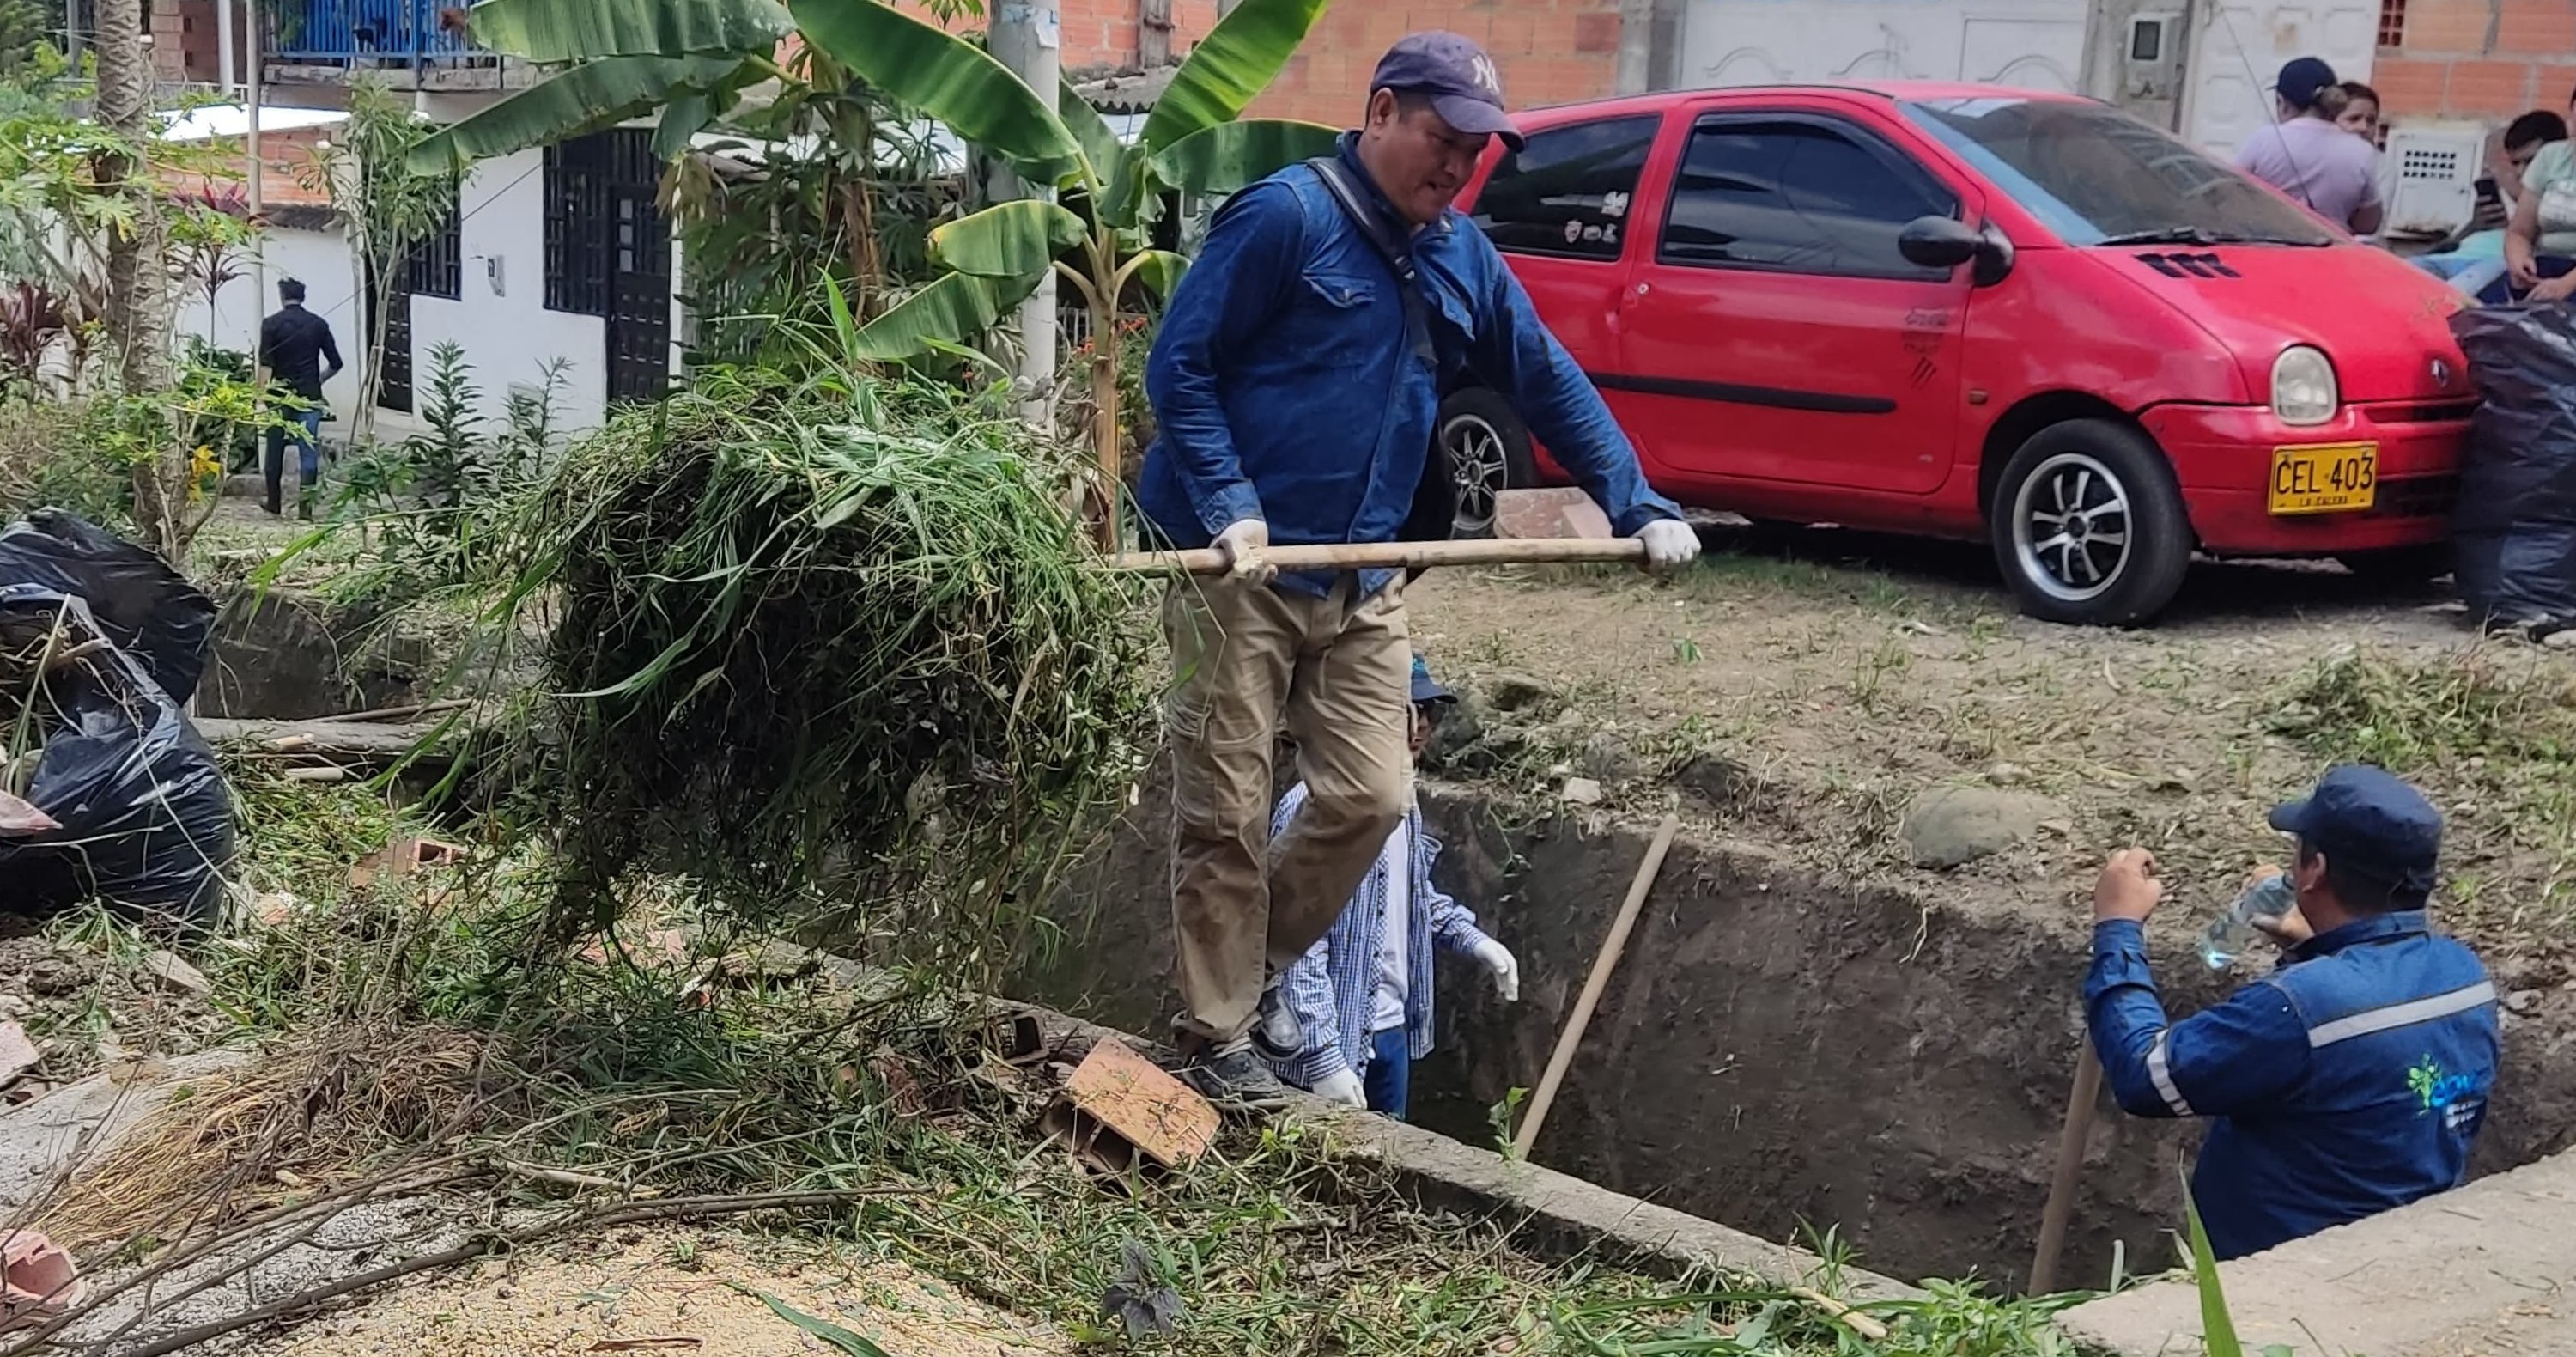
[{"xmin": 155, "ymin": 103, "xmax": 349, "ymax": 143}]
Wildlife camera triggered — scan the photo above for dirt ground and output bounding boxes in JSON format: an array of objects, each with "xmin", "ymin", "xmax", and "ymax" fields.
[
  {"xmin": 1403, "ymin": 526, "xmax": 2576, "ymax": 986},
  {"xmin": 258, "ymin": 1229, "xmax": 1069, "ymax": 1357}
]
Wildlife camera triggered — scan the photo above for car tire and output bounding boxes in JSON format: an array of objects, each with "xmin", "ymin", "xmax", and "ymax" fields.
[
  {"xmin": 1989, "ymin": 419, "xmax": 2194, "ymax": 626},
  {"xmin": 1437, "ymin": 389, "xmax": 1537, "ymax": 539},
  {"xmin": 2338, "ymin": 543, "xmax": 2454, "ymax": 587}
]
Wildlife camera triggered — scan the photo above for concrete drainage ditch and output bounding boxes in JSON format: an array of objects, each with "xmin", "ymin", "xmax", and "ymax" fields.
[{"xmin": 1030, "ymin": 774, "xmax": 2576, "ymax": 1295}]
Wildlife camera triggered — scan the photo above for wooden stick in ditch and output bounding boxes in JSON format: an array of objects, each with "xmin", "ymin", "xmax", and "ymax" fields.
[
  {"xmin": 1788, "ymin": 1285, "xmax": 1892, "ymax": 1342},
  {"xmin": 2026, "ymin": 1038, "xmax": 2105, "ymax": 1294},
  {"xmin": 1513, "ymin": 812, "xmax": 1680, "ymax": 1161},
  {"xmin": 1109, "ymin": 537, "xmax": 1646, "ymax": 575}
]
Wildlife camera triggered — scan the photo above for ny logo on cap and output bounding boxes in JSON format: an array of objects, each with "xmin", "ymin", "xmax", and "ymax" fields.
[{"xmin": 1470, "ymin": 52, "xmax": 1500, "ymax": 97}]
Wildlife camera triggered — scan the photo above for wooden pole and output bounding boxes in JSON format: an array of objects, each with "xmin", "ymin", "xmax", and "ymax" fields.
[
  {"xmin": 1112, "ymin": 537, "xmax": 1646, "ymax": 576},
  {"xmin": 1513, "ymin": 813, "xmax": 1679, "ymax": 1161},
  {"xmin": 2027, "ymin": 1039, "xmax": 2105, "ymax": 1295}
]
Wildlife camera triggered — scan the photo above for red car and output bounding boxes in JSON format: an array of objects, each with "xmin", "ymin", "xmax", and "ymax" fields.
[{"xmin": 1443, "ymin": 83, "xmax": 2473, "ymax": 625}]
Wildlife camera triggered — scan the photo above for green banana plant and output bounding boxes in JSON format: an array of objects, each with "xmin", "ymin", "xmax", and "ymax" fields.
[
  {"xmin": 406, "ymin": 0, "xmax": 793, "ymax": 173},
  {"xmin": 404, "ymin": 0, "xmax": 1338, "ymax": 519},
  {"xmin": 786, "ymin": 0, "xmax": 1339, "ymax": 520}
]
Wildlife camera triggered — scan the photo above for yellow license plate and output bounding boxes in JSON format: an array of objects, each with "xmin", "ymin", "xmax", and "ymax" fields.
[{"xmin": 2269, "ymin": 442, "xmax": 2379, "ymax": 515}]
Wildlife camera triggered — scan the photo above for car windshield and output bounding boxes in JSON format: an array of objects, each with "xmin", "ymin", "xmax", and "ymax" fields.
[{"xmin": 1899, "ymin": 96, "xmax": 2333, "ymax": 247}]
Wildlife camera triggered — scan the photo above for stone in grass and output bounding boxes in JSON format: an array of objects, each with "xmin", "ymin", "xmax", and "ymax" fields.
[
  {"xmin": 139, "ymin": 949, "xmax": 210, "ymax": 997},
  {"xmin": 1483, "ymin": 672, "xmax": 1563, "ymax": 716},
  {"xmin": 1674, "ymin": 752, "xmax": 1753, "ymax": 806},
  {"xmin": 2543, "ymin": 628, "xmax": 2576, "ymax": 652},
  {"xmin": 1902, "ymin": 785, "xmax": 2061, "ymax": 869},
  {"xmin": 1562, "ymin": 776, "xmax": 1606, "ymax": 806}
]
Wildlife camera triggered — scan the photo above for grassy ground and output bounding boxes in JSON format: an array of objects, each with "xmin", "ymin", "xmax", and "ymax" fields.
[
  {"xmin": 1405, "ymin": 530, "xmax": 2576, "ymax": 988},
  {"xmin": 9, "ymin": 773, "xmax": 2093, "ymax": 1357}
]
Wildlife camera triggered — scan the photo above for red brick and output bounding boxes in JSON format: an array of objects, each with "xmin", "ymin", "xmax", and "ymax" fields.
[
  {"xmin": 1572, "ymin": 10, "xmax": 1620, "ymax": 52},
  {"xmin": 2397, "ymin": 0, "xmax": 2494, "ymax": 53},
  {"xmin": 2496, "ymin": 0, "xmax": 2576, "ymax": 57},
  {"xmin": 2446, "ymin": 58, "xmax": 2540, "ymax": 115},
  {"xmin": 2370, "ymin": 55, "xmax": 2451, "ymax": 119}
]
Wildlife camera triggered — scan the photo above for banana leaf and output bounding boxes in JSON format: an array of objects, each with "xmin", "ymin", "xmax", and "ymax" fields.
[
  {"xmin": 848, "ymin": 271, "xmax": 1042, "ymax": 361},
  {"xmin": 787, "ymin": 0, "xmax": 1080, "ymax": 182},
  {"xmin": 462, "ymin": 0, "xmax": 792, "ymax": 62},
  {"xmin": 1149, "ymin": 118, "xmax": 1337, "ymax": 195},
  {"xmin": 408, "ymin": 55, "xmax": 750, "ymax": 172},
  {"xmin": 931, "ymin": 199, "xmax": 1090, "ymax": 278},
  {"xmin": 1138, "ymin": 0, "xmax": 1330, "ymax": 152}
]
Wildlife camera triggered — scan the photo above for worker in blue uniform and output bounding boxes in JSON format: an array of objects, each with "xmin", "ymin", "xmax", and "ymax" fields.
[{"xmin": 2084, "ymin": 764, "xmax": 2500, "ymax": 1260}]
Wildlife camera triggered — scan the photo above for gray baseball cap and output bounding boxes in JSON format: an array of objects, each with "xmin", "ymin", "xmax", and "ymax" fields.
[{"xmin": 1370, "ymin": 31, "xmax": 1523, "ymax": 151}]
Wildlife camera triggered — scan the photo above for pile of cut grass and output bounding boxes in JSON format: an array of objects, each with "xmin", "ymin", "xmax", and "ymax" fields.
[{"xmin": 489, "ymin": 369, "xmax": 1156, "ymax": 971}]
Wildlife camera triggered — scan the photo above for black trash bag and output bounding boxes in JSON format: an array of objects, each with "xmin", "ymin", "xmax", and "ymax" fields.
[
  {"xmin": 2449, "ymin": 307, "xmax": 2576, "ymax": 633},
  {"xmin": 1, "ymin": 520, "xmax": 232, "ymax": 922},
  {"xmin": 0, "ymin": 510, "xmax": 216, "ymax": 700}
]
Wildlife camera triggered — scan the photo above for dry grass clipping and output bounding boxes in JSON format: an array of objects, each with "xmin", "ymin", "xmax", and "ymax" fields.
[{"xmin": 36, "ymin": 1024, "xmax": 489, "ymax": 1254}]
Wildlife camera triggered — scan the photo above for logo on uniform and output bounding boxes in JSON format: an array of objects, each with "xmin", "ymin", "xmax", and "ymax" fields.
[{"xmin": 1470, "ymin": 52, "xmax": 1501, "ymax": 97}]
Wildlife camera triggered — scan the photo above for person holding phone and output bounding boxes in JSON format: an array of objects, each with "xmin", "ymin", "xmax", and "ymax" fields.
[{"xmin": 2415, "ymin": 110, "xmax": 2565, "ymax": 299}]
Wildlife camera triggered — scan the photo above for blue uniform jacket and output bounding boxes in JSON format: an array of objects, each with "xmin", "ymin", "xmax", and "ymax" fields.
[
  {"xmin": 1268, "ymin": 782, "xmax": 1498, "ymax": 1088},
  {"xmin": 1136, "ymin": 134, "xmax": 1680, "ymax": 598},
  {"xmin": 2086, "ymin": 910, "xmax": 2500, "ymax": 1260}
]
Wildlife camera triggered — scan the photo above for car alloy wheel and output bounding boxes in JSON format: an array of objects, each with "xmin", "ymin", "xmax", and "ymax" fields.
[
  {"xmin": 2010, "ymin": 451, "xmax": 2135, "ymax": 604},
  {"xmin": 1441, "ymin": 411, "xmax": 1511, "ymax": 539}
]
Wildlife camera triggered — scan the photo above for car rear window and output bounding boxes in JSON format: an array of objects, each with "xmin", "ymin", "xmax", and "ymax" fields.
[
  {"xmin": 1472, "ymin": 114, "xmax": 1660, "ymax": 261},
  {"xmin": 1901, "ymin": 96, "xmax": 2332, "ymax": 246}
]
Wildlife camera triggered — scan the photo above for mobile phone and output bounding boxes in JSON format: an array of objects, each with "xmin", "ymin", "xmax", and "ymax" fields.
[{"xmin": 2476, "ymin": 175, "xmax": 2500, "ymax": 204}]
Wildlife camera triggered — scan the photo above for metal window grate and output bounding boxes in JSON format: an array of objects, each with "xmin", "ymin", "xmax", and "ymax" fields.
[
  {"xmin": 2378, "ymin": 0, "xmax": 2405, "ymax": 48},
  {"xmin": 402, "ymin": 192, "xmax": 462, "ymax": 301}
]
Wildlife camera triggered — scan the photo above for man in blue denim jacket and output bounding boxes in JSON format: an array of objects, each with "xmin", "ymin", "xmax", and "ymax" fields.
[
  {"xmin": 1139, "ymin": 31, "xmax": 1694, "ymax": 1105},
  {"xmin": 2086, "ymin": 766, "xmax": 2500, "ymax": 1259}
]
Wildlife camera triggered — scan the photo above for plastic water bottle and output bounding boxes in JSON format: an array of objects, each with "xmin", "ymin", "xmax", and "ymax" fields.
[{"xmin": 2200, "ymin": 872, "xmax": 2297, "ymax": 971}]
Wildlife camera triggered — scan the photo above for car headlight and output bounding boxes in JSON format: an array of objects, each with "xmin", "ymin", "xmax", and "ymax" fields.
[{"xmin": 2271, "ymin": 345, "xmax": 2338, "ymax": 426}]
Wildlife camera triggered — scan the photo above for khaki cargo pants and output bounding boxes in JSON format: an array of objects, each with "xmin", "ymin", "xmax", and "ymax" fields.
[{"xmin": 1163, "ymin": 573, "xmax": 1412, "ymax": 1046}]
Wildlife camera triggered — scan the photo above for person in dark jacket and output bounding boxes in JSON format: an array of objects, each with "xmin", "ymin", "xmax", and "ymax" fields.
[
  {"xmin": 1138, "ymin": 31, "xmax": 1698, "ymax": 1106},
  {"xmin": 255, "ymin": 277, "xmax": 342, "ymax": 518},
  {"xmin": 2086, "ymin": 765, "xmax": 2500, "ymax": 1259}
]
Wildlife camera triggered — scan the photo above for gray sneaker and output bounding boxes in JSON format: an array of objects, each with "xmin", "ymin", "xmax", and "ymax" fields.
[
  {"xmin": 1180, "ymin": 1044, "xmax": 1292, "ymax": 1111},
  {"xmin": 1249, "ymin": 977, "xmax": 1303, "ymax": 1063}
]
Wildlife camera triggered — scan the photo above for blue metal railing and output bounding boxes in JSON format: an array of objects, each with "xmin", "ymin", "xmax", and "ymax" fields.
[{"xmin": 264, "ymin": 0, "xmax": 487, "ymax": 67}]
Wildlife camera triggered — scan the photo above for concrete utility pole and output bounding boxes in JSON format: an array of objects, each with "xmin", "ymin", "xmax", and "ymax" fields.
[{"xmin": 987, "ymin": 0, "xmax": 1060, "ymax": 426}]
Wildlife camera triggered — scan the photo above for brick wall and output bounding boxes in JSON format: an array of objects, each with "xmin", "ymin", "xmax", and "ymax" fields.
[
  {"xmin": 149, "ymin": 0, "xmax": 209, "ymax": 85},
  {"xmin": 2372, "ymin": 0, "xmax": 2576, "ymax": 125},
  {"xmin": 1249, "ymin": 0, "xmax": 1625, "ymax": 127}
]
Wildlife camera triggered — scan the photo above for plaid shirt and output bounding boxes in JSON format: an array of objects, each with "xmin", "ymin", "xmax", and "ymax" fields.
[{"xmin": 1269, "ymin": 782, "xmax": 1497, "ymax": 1087}]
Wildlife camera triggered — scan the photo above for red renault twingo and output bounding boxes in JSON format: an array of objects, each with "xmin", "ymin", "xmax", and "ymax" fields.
[{"xmin": 1443, "ymin": 83, "xmax": 2472, "ymax": 625}]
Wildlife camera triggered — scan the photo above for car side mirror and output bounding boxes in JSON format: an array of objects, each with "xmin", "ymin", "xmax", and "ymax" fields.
[{"xmin": 1899, "ymin": 216, "xmax": 2014, "ymax": 286}]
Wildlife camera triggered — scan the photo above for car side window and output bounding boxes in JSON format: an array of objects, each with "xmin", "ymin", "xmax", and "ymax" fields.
[
  {"xmin": 1471, "ymin": 114, "xmax": 1660, "ymax": 261},
  {"xmin": 1659, "ymin": 119, "xmax": 1959, "ymax": 280}
]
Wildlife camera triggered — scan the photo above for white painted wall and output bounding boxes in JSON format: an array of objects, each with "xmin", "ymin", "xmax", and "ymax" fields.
[
  {"xmin": 1680, "ymin": 0, "xmax": 2088, "ymax": 91},
  {"xmin": 2177, "ymin": 0, "xmax": 2378, "ymax": 158},
  {"xmin": 169, "ymin": 143, "xmax": 669, "ymax": 440},
  {"xmin": 410, "ymin": 146, "xmax": 612, "ymax": 432},
  {"xmin": 174, "ymin": 222, "xmax": 368, "ymax": 429}
]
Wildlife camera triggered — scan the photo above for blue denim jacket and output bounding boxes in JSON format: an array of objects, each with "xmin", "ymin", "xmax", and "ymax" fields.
[
  {"xmin": 1136, "ymin": 134, "xmax": 1680, "ymax": 598},
  {"xmin": 2087, "ymin": 910, "xmax": 2500, "ymax": 1260}
]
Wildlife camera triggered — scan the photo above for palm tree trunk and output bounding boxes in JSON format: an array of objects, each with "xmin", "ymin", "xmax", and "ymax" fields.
[{"xmin": 94, "ymin": 0, "xmax": 183, "ymax": 558}]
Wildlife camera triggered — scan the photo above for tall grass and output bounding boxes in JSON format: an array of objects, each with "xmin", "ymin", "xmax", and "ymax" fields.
[{"xmin": 481, "ymin": 367, "xmax": 1157, "ymax": 982}]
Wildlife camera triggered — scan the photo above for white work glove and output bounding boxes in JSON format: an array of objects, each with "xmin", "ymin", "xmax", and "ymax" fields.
[
  {"xmin": 1213, "ymin": 517, "xmax": 1274, "ymax": 584},
  {"xmin": 1311, "ymin": 1067, "xmax": 1367, "ymax": 1108},
  {"xmin": 1472, "ymin": 938, "xmax": 1520, "ymax": 1002},
  {"xmin": 1635, "ymin": 518, "xmax": 1701, "ymax": 574}
]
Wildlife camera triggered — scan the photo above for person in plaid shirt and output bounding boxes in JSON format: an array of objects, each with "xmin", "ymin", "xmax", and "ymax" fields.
[{"xmin": 1267, "ymin": 654, "xmax": 1519, "ymax": 1117}]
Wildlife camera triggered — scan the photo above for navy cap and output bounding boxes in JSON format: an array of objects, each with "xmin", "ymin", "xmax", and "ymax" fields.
[
  {"xmin": 1371, "ymin": 32, "xmax": 1524, "ymax": 152},
  {"xmin": 2275, "ymin": 56, "xmax": 2339, "ymax": 110},
  {"xmin": 1409, "ymin": 653, "xmax": 1455, "ymax": 706},
  {"xmin": 2269, "ymin": 764, "xmax": 2442, "ymax": 898}
]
